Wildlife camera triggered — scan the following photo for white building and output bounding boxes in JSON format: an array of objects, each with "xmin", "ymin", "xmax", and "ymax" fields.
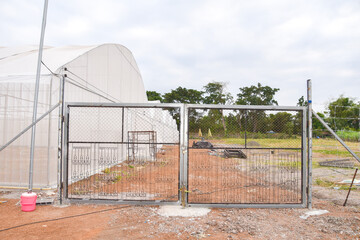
[{"xmin": 0, "ymin": 43, "xmax": 177, "ymax": 188}]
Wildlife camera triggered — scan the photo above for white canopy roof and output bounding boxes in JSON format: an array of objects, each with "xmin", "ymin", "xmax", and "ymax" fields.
[
  {"xmin": 0, "ymin": 45, "xmax": 101, "ymax": 76},
  {"xmin": 0, "ymin": 43, "xmax": 147, "ymax": 103}
]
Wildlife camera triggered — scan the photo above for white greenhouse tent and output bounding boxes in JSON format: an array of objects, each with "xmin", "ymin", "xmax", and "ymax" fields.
[{"xmin": 0, "ymin": 43, "xmax": 178, "ymax": 189}]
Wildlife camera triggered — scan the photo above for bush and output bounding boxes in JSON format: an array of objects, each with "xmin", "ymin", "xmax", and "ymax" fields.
[{"xmin": 336, "ymin": 130, "xmax": 360, "ymax": 142}]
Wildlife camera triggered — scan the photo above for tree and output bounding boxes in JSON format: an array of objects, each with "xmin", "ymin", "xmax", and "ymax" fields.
[
  {"xmin": 146, "ymin": 91, "xmax": 163, "ymax": 102},
  {"xmin": 313, "ymin": 112, "xmax": 325, "ymax": 130},
  {"xmin": 270, "ymin": 112, "xmax": 293, "ymax": 134},
  {"xmin": 328, "ymin": 96, "xmax": 359, "ymax": 130},
  {"xmin": 236, "ymin": 83, "xmax": 279, "ymax": 132},
  {"xmin": 292, "ymin": 96, "xmax": 307, "ymax": 135},
  {"xmin": 203, "ymin": 82, "xmax": 233, "ymax": 105},
  {"xmin": 203, "ymin": 82, "xmax": 233, "ymax": 133},
  {"xmin": 163, "ymin": 87, "xmax": 204, "ymax": 104},
  {"xmin": 297, "ymin": 96, "xmax": 307, "ymax": 107},
  {"xmin": 163, "ymin": 87, "xmax": 204, "ymax": 129},
  {"xmin": 236, "ymin": 83, "xmax": 279, "ymax": 106}
]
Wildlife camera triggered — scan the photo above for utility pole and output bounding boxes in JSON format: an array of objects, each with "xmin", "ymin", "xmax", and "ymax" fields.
[{"xmin": 28, "ymin": 0, "xmax": 49, "ymax": 192}]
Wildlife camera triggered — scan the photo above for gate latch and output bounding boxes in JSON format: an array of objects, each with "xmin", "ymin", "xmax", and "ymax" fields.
[{"xmin": 179, "ymin": 184, "xmax": 191, "ymax": 207}]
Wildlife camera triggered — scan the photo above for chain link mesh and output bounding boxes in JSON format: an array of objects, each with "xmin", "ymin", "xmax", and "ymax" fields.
[
  {"xmin": 188, "ymin": 107, "xmax": 304, "ymax": 204},
  {"xmin": 188, "ymin": 109, "xmax": 302, "ymax": 149},
  {"xmin": 67, "ymin": 106, "xmax": 180, "ymax": 201}
]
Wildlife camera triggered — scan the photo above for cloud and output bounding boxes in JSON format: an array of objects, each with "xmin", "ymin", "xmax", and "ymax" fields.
[{"xmin": 0, "ymin": 0, "xmax": 359, "ymax": 111}]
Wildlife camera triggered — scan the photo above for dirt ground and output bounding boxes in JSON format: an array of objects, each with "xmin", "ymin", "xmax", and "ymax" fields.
[
  {"xmin": 1, "ymin": 149, "xmax": 360, "ymax": 239},
  {"xmin": 1, "ymin": 186, "xmax": 360, "ymax": 240}
]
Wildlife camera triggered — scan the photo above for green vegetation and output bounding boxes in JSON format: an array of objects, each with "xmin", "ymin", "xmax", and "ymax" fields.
[
  {"xmin": 223, "ymin": 138, "xmax": 301, "ymax": 148},
  {"xmin": 314, "ymin": 179, "xmax": 334, "ymax": 188},
  {"xmin": 222, "ymin": 137, "xmax": 360, "ymax": 163},
  {"xmin": 336, "ymin": 130, "xmax": 360, "ymax": 142},
  {"xmin": 148, "ymin": 82, "xmax": 359, "ymax": 141},
  {"xmin": 277, "ymin": 160, "xmax": 301, "ymax": 169},
  {"xmin": 314, "ymin": 178, "xmax": 358, "ymax": 191},
  {"xmin": 327, "ymin": 96, "xmax": 360, "ymax": 131},
  {"xmin": 339, "ymin": 186, "xmax": 358, "ymax": 191},
  {"xmin": 146, "ymin": 91, "xmax": 163, "ymax": 102},
  {"xmin": 114, "ymin": 175, "xmax": 122, "ymax": 182},
  {"xmin": 312, "ymin": 149, "xmax": 355, "ymax": 158}
]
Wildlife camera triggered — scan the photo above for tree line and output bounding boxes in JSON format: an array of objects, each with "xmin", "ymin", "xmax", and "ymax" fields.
[{"xmin": 147, "ymin": 82, "xmax": 360, "ymax": 139}]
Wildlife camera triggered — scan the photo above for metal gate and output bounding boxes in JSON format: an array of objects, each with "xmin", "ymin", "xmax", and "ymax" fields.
[
  {"xmin": 183, "ymin": 105, "xmax": 307, "ymax": 208},
  {"xmin": 63, "ymin": 103, "xmax": 308, "ymax": 207},
  {"xmin": 63, "ymin": 103, "xmax": 182, "ymax": 204}
]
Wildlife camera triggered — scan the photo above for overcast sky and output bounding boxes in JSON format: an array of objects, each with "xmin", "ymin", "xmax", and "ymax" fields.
[{"xmin": 1, "ymin": 0, "xmax": 359, "ymax": 111}]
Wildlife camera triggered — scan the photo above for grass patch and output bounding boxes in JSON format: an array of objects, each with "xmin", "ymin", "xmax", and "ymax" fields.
[
  {"xmin": 336, "ymin": 130, "xmax": 360, "ymax": 142},
  {"xmin": 275, "ymin": 160, "xmax": 301, "ymax": 169},
  {"xmin": 315, "ymin": 179, "xmax": 335, "ymax": 188},
  {"xmin": 224, "ymin": 138, "xmax": 302, "ymax": 148},
  {"xmin": 313, "ymin": 138, "xmax": 359, "ymax": 149},
  {"xmin": 313, "ymin": 149, "xmax": 354, "ymax": 158},
  {"xmin": 312, "ymin": 161, "xmax": 323, "ymax": 169},
  {"xmin": 314, "ymin": 178, "xmax": 359, "ymax": 191},
  {"xmin": 339, "ymin": 186, "xmax": 358, "ymax": 191},
  {"xmin": 222, "ymin": 137, "xmax": 360, "ymax": 159}
]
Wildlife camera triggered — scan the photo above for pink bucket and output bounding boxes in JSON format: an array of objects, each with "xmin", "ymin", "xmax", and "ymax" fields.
[{"xmin": 21, "ymin": 192, "xmax": 37, "ymax": 212}]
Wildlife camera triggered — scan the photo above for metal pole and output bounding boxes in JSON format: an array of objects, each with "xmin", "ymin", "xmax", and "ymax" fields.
[
  {"xmin": 313, "ymin": 111, "xmax": 360, "ymax": 162},
  {"xmin": 343, "ymin": 168, "xmax": 358, "ymax": 206},
  {"xmin": 28, "ymin": 0, "xmax": 49, "ymax": 192},
  {"xmin": 3, "ymin": 94, "xmax": 8, "ymax": 147},
  {"xmin": 46, "ymin": 77, "xmax": 53, "ymax": 187},
  {"xmin": 307, "ymin": 79, "xmax": 312, "ymax": 209},
  {"xmin": 57, "ymin": 75, "xmax": 65, "ymax": 204},
  {"xmin": 358, "ymin": 107, "xmax": 360, "ymax": 132},
  {"xmin": 63, "ymin": 105, "xmax": 69, "ymax": 200},
  {"xmin": 244, "ymin": 111, "xmax": 247, "ymax": 148},
  {"xmin": 122, "ymin": 107, "xmax": 125, "ymax": 142},
  {"xmin": 183, "ymin": 105, "xmax": 189, "ymax": 207},
  {"xmin": 179, "ymin": 105, "xmax": 185, "ymax": 207},
  {"xmin": 334, "ymin": 106, "xmax": 337, "ymax": 130},
  {"xmin": 302, "ymin": 108, "xmax": 307, "ymax": 207}
]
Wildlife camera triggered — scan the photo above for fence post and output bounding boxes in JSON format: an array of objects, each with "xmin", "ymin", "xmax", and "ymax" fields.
[
  {"xmin": 179, "ymin": 104, "xmax": 185, "ymax": 206},
  {"xmin": 182, "ymin": 104, "xmax": 189, "ymax": 206},
  {"xmin": 57, "ymin": 74, "xmax": 65, "ymax": 204},
  {"xmin": 302, "ymin": 107, "xmax": 307, "ymax": 207},
  {"xmin": 307, "ymin": 79, "xmax": 313, "ymax": 209}
]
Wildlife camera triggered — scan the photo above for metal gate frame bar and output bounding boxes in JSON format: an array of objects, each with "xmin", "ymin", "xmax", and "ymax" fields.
[
  {"xmin": 183, "ymin": 104, "xmax": 308, "ymax": 208},
  {"xmin": 62, "ymin": 102, "xmax": 309, "ymax": 208}
]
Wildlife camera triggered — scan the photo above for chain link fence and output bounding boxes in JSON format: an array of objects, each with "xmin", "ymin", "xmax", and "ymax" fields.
[
  {"xmin": 66, "ymin": 105, "xmax": 180, "ymax": 202},
  {"xmin": 187, "ymin": 107, "xmax": 306, "ymax": 205},
  {"xmin": 311, "ymin": 104, "xmax": 360, "ymax": 205}
]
